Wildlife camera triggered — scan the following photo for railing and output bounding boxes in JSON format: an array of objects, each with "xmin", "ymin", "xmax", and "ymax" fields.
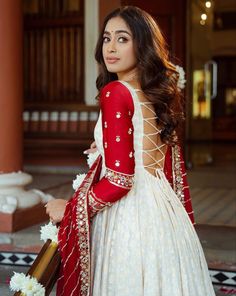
[
  {"xmin": 23, "ymin": 104, "xmax": 99, "ymax": 155},
  {"xmin": 22, "ymin": 0, "xmax": 93, "ymax": 160}
]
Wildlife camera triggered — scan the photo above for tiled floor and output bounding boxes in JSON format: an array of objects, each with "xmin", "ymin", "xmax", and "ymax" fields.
[{"xmin": 0, "ymin": 162, "xmax": 236, "ymax": 295}]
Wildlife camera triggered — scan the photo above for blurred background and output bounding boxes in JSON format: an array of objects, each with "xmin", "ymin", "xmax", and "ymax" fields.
[{"xmin": 0, "ymin": 0, "xmax": 235, "ymax": 295}]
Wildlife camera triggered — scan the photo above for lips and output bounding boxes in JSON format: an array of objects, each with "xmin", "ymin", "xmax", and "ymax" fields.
[{"xmin": 105, "ymin": 57, "xmax": 120, "ymax": 64}]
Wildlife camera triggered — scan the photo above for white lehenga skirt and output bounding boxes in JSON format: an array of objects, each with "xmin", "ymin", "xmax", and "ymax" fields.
[{"xmin": 90, "ymin": 168, "xmax": 216, "ymax": 296}]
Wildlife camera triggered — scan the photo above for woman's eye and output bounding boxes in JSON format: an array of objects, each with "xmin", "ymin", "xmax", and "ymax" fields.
[
  {"xmin": 118, "ymin": 36, "xmax": 128, "ymax": 43},
  {"xmin": 103, "ymin": 36, "xmax": 110, "ymax": 43}
]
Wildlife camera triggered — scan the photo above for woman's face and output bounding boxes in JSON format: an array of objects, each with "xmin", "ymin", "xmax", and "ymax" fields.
[{"xmin": 102, "ymin": 16, "xmax": 137, "ymax": 80}]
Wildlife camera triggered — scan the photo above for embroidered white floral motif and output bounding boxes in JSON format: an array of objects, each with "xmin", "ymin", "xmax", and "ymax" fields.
[
  {"xmin": 115, "ymin": 160, "xmax": 120, "ymax": 167},
  {"xmin": 116, "ymin": 112, "xmax": 121, "ymax": 118}
]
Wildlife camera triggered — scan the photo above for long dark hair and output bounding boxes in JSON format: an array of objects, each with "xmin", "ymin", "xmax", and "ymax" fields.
[{"xmin": 95, "ymin": 6, "xmax": 184, "ymax": 145}]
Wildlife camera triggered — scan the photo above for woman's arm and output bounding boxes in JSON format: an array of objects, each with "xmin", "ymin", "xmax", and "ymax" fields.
[
  {"xmin": 87, "ymin": 81, "xmax": 135, "ymax": 215},
  {"xmin": 46, "ymin": 81, "xmax": 135, "ymax": 221}
]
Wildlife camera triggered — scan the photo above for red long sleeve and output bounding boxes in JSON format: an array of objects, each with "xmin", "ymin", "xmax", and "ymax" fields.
[{"xmin": 88, "ymin": 81, "xmax": 135, "ymax": 215}]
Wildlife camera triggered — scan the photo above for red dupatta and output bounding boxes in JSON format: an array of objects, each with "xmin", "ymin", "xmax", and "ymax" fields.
[{"xmin": 57, "ymin": 155, "xmax": 102, "ymax": 296}]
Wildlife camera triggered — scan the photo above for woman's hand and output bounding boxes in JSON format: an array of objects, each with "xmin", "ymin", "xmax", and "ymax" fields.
[
  {"xmin": 45, "ymin": 199, "xmax": 67, "ymax": 224},
  {"xmin": 83, "ymin": 141, "xmax": 97, "ymax": 154}
]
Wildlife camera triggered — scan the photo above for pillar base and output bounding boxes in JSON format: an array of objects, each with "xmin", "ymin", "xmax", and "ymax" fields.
[{"xmin": 0, "ymin": 202, "xmax": 48, "ymax": 233}]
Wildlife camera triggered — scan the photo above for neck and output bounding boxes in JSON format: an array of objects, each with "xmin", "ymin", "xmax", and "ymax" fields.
[{"xmin": 117, "ymin": 67, "xmax": 138, "ymax": 82}]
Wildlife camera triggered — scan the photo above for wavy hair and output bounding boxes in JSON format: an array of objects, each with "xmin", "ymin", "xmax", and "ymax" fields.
[{"xmin": 95, "ymin": 6, "xmax": 184, "ymax": 145}]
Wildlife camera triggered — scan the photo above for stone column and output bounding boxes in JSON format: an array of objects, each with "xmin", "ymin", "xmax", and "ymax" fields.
[
  {"xmin": 0, "ymin": 0, "xmax": 23, "ymax": 172},
  {"xmin": 0, "ymin": 0, "xmax": 52, "ymax": 233},
  {"xmin": 84, "ymin": 0, "xmax": 99, "ymax": 105}
]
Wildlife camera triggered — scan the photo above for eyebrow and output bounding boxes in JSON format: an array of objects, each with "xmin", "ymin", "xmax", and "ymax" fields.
[{"xmin": 103, "ymin": 30, "xmax": 132, "ymax": 36}]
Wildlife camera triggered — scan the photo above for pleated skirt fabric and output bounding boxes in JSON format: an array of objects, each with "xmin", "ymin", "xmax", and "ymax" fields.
[{"xmin": 90, "ymin": 168, "xmax": 216, "ymax": 296}]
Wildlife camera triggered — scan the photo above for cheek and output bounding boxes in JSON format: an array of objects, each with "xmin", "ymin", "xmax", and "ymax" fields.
[{"xmin": 124, "ymin": 46, "xmax": 137, "ymax": 65}]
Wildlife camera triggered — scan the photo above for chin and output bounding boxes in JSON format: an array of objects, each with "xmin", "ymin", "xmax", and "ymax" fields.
[{"xmin": 106, "ymin": 65, "xmax": 120, "ymax": 73}]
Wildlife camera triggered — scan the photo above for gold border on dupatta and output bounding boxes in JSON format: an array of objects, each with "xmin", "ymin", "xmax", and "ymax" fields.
[
  {"xmin": 172, "ymin": 145, "xmax": 185, "ymax": 205},
  {"xmin": 76, "ymin": 163, "xmax": 100, "ymax": 296}
]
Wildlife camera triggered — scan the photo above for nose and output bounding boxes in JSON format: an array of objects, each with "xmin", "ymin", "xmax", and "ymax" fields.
[{"xmin": 107, "ymin": 38, "xmax": 116, "ymax": 53}]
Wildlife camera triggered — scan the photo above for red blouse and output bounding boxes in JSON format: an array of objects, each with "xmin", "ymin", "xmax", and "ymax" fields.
[{"xmin": 88, "ymin": 81, "xmax": 135, "ymax": 214}]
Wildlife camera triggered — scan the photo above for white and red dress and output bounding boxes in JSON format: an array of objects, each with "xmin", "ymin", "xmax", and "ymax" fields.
[{"xmin": 57, "ymin": 80, "xmax": 215, "ymax": 296}]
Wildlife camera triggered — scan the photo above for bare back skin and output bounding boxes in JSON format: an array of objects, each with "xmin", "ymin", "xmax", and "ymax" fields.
[{"xmin": 129, "ymin": 81, "xmax": 167, "ymax": 178}]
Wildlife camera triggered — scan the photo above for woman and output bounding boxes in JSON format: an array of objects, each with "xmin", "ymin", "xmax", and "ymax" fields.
[{"xmin": 46, "ymin": 6, "xmax": 215, "ymax": 296}]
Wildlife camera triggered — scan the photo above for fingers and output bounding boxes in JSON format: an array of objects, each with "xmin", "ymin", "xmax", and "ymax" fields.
[
  {"xmin": 50, "ymin": 218, "xmax": 56, "ymax": 225},
  {"xmin": 44, "ymin": 202, "xmax": 53, "ymax": 215},
  {"xmin": 44, "ymin": 203, "xmax": 49, "ymax": 214},
  {"xmin": 84, "ymin": 148, "xmax": 98, "ymax": 154},
  {"xmin": 44, "ymin": 199, "xmax": 67, "ymax": 224},
  {"xmin": 90, "ymin": 141, "xmax": 96, "ymax": 149},
  {"xmin": 45, "ymin": 203, "xmax": 54, "ymax": 223},
  {"xmin": 83, "ymin": 141, "xmax": 97, "ymax": 154}
]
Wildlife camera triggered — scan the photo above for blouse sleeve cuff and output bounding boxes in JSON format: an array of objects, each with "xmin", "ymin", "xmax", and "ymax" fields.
[
  {"xmin": 88, "ymin": 188, "xmax": 112, "ymax": 216},
  {"xmin": 104, "ymin": 167, "xmax": 134, "ymax": 189}
]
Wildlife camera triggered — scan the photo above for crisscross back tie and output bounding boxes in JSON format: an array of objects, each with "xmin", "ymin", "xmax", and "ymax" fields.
[{"xmin": 138, "ymin": 100, "xmax": 166, "ymax": 179}]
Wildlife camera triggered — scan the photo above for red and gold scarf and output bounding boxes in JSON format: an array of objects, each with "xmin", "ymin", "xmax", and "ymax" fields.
[{"xmin": 57, "ymin": 155, "xmax": 102, "ymax": 296}]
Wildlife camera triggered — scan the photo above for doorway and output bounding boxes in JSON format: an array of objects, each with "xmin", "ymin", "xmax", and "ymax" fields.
[{"xmin": 186, "ymin": 0, "xmax": 236, "ymax": 168}]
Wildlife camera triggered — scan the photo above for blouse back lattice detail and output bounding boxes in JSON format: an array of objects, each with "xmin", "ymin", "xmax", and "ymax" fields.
[{"xmin": 133, "ymin": 87, "xmax": 167, "ymax": 179}]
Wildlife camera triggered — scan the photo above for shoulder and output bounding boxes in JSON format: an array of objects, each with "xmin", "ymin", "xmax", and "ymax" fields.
[
  {"xmin": 101, "ymin": 80, "xmax": 132, "ymax": 101},
  {"xmin": 100, "ymin": 81, "xmax": 134, "ymax": 110},
  {"xmin": 102, "ymin": 80, "xmax": 130, "ymax": 95}
]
